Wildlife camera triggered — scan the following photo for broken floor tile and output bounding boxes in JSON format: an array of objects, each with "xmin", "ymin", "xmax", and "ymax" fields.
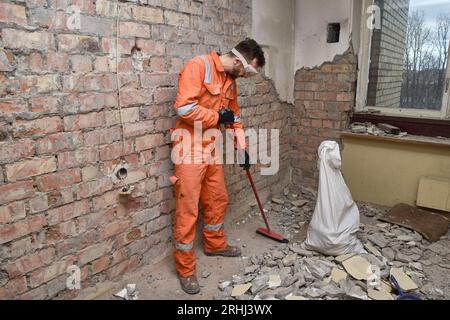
[
  {"xmin": 364, "ymin": 243, "xmax": 382, "ymax": 257},
  {"xmin": 342, "ymin": 255, "xmax": 371, "ymax": 281},
  {"xmin": 382, "ymin": 247, "xmax": 396, "ymax": 261},
  {"xmin": 390, "ymin": 267, "xmax": 418, "ymax": 291},
  {"xmin": 218, "ymin": 281, "xmax": 231, "ymax": 290},
  {"xmin": 268, "ymin": 274, "xmax": 281, "ymax": 289},
  {"xmin": 304, "ymin": 287, "xmax": 326, "ymax": 299},
  {"xmin": 271, "ymin": 197, "xmax": 284, "ymax": 205},
  {"xmin": 282, "ymin": 254, "xmax": 297, "ymax": 267},
  {"xmin": 335, "ymin": 253, "xmax": 355, "ymax": 263},
  {"xmin": 231, "ymin": 283, "xmax": 252, "ymax": 297},
  {"xmin": 368, "ymin": 234, "xmax": 388, "ymax": 248},
  {"xmin": 291, "ymin": 199, "xmax": 308, "ymax": 207},
  {"xmin": 368, "ymin": 288, "xmax": 394, "ymax": 300},
  {"xmin": 330, "ymin": 267, "xmax": 348, "ymax": 283}
]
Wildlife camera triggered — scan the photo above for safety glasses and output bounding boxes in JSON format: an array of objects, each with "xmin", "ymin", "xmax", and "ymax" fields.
[{"xmin": 231, "ymin": 48, "xmax": 259, "ymax": 77}]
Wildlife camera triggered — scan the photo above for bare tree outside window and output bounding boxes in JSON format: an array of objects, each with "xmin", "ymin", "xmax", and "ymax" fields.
[
  {"xmin": 401, "ymin": 11, "xmax": 450, "ymax": 109},
  {"xmin": 367, "ymin": 0, "xmax": 450, "ymax": 112}
]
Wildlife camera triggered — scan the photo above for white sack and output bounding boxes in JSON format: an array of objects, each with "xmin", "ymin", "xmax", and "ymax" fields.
[{"xmin": 303, "ymin": 140, "xmax": 365, "ymax": 256}]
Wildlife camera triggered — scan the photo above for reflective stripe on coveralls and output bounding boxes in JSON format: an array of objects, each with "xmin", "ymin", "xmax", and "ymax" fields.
[
  {"xmin": 204, "ymin": 223, "xmax": 224, "ymax": 232},
  {"xmin": 176, "ymin": 102, "xmax": 198, "ymax": 116},
  {"xmin": 174, "ymin": 241, "xmax": 194, "ymax": 251}
]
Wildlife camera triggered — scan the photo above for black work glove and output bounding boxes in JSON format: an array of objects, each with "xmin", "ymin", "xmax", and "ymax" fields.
[
  {"xmin": 218, "ymin": 108, "xmax": 235, "ymax": 125},
  {"xmin": 238, "ymin": 149, "xmax": 251, "ymax": 170}
]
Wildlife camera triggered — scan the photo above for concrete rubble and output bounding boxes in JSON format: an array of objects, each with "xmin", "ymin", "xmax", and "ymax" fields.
[{"xmin": 214, "ymin": 188, "xmax": 450, "ymax": 300}]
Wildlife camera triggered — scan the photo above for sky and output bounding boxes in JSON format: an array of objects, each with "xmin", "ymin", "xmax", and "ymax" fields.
[{"xmin": 409, "ymin": 0, "xmax": 450, "ymax": 30}]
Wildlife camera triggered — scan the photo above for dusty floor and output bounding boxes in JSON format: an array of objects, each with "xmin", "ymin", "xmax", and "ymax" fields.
[{"xmin": 72, "ymin": 186, "xmax": 450, "ymax": 300}]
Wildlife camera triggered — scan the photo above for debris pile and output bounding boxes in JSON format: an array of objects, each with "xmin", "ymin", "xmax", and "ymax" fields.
[
  {"xmin": 216, "ymin": 190, "xmax": 450, "ymax": 300},
  {"xmin": 350, "ymin": 122, "xmax": 407, "ymax": 137}
]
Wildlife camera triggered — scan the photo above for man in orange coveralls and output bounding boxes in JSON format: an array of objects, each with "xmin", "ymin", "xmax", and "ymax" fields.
[{"xmin": 171, "ymin": 38, "xmax": 265, "ymax": 294}]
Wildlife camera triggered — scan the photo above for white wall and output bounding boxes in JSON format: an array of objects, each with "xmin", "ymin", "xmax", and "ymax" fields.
[
  {"xmin": 252, "ymin": 0, "xmax": 296, "ymax": 103},
  {"xmin": 252, "ymin": 0, "xmax": 360, "ymax": 101},
  {"xmin": 294, "ymin": 0, "xmax": 354, "ymax": 69}
]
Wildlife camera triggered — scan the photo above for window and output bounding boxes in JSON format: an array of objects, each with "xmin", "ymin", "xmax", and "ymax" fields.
[{"xmin": 357, "ymin": 0, "xmax": 450, "ymax": 119}]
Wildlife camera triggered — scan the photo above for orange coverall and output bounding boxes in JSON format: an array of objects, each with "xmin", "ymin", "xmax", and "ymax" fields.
[{"xmin": 171, "ymin": 51, "xmax": 245, "ymax": 277}]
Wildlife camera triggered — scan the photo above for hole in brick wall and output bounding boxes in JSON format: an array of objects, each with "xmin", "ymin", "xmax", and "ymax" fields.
[
  {"xmin": 116, "ymin": 167, "xmax": 128, "ymax": 180},
  {"xmin": 327, "ymin": 23, "xmax": 341, "ymax": 43}
]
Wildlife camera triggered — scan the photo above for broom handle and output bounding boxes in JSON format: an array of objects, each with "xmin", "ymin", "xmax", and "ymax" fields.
[{"xmin": 245, "ymin": 169, "xmax": 271, "ymax": 232}]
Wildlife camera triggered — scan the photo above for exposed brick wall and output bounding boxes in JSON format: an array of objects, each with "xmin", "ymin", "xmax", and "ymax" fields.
[
  {"xmin": 291, "ymin": 48, "xmax": 357, "ymax": 187},
  {"xmin": 367, "ymin": 0, "xmax": 409, "ymax": 107},
  {"xmin": 0, "ymin": 0, "xmax": 292, "ymax": 299}
]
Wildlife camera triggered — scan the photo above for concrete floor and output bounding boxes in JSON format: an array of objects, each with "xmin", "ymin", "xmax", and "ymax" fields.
[
  {"xmin": 72, "ymin": 197, "xmax": 449, "ymax": 300},
  {"xmin": 73, "ymin": 204, "xmax": 307, "ymax": 300}
]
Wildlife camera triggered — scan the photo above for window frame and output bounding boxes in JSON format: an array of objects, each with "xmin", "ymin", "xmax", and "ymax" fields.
[{"xmin": 356, "ymin": 0, "xmax": 450, "ymax": 120}]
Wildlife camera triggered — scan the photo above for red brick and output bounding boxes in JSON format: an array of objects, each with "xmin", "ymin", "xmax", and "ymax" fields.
[
  {"xmin": 29, "ymin": 195, "xmax": 49, "ymax": 213},
  {"xmin": 323, "ymin": 120, "xmax": 334, "ymax": 129},
  {"xmin": 37, "ymin": 132, "xmax": 82, "ymax": 154},
  {"xmin": 57, "ymin": 34, "xmax": 99, "ymax": 52},
  {"xmin": 314, "ymin": 92, "xmax": 337, "ymax": 101},
  {"xmin": 46, "ymin": 51, "xmax": 70, "ymax": 72},
  {"xmin": 100, "ymin": 220, "xmax": 131, "ymax": 240},
  {"xmin": 0, "ymin": 3, "xmax": 27, "ymax": 26},
  {"xmin": 83, "ymin": 126, "xmax": 122, "ymax": 146},
  {"xmin": 337, "ymin": 92, "xmax": 354, "ymax": 102},
  {"xmin": 0, "ymin": 214, "xmax": 46, "ymax": 245},
  {"xmin": 0, "ymin": 277, "xmax": 28, "ymax": 299},
  {"xmin": 91, "ymin": 255, "xmax": 110, "ymax": 275},
  {"xmin": 57, "ymin": 147, "xmax": 99, "ymax": 169},
  {"xmin": 13, "ymin": 117, "xmax": 62, "ymax": 138},
  {"xmin": 135, "ymin": 133, "xmax": 165, "ymax": 152},
  {"xmin": 6, "ymin": 247, "xmax": 55, "ymax": 278},
  {"xmin": 107, "ymin": 254, "xmax": 139, "ymax": 278},
  {"xmin": 28, "ymin": 256, "xmax": 73, "ymax": 288},
  {"xmin": 0, "ymin": 181, "xmax": 35, "ymax": 206},
  {"xmin": 136, "ymin": 39, "xmax": 165, "ymax": 56},
  {"xmin": 101, "ymin": 37, "xmax": 134, "ymax": 55},
  {"xmin": 311, "ymin": 119, "xmax": 322, "ymax": 128},
  {"xmin": 79, "ymin": 92, "xmax": 117, "ymax": 112},
  {"xmin": 105, "ymin": 108, "xmax": 139, "ymax": 126},
  {"xmin": 149, "ymin": 56, "xmax": 166, "ymax": 72},
  {"xmin": 30, "ymin": 96, "xmax": 60, "ymax": 115},
  {"xmin": 123, "ymin": 120, "xmax": 154, "ymax": 138},
  {"xmin": 0, "ymin": 99, "xmax": 28, "ymax": 118},
  {"xmin": 0, "ymin": 139, "xmax": 36, "ymax": 163},
  {"xmin": 78, "ymin": 241, "xmax": 113, "ymax": 265},
  {"xmin": 0, "ymin": 201, "xmax": 26, "ymax": 224},
  {"xmin": 77, "ymin": 177, "xmax": 113, "ymax": 199},
  {"xmin": 154, "ymin": 88, "xmax": 176, "ymax": 104},
  {"xmin": 98, "ymin": 140, "xmax": 134, "ymax": 161},
  {"xmin": 36, "ymin": 169, "xmax": 81, "ymax": 192},
  {"xmin": 70, "ymin": 55, "xmax": 92, "ymax": 73},
  {"xmin": 64, "ymin": 112, "xmax": 104, "ymax": 131},
  {"xmin": 3, "ymin": 29, "xmax": 55, "ymax": 51},
  {"xmin": 92, "ymin": 190, "xmax": 118, "ymax": 211},
  {"xmin": 155, "ymin": 118, "xmax": 175, "ymax": 132},
  {"xmin": 295, "ymin": 91, "xmax": 314, "ymax": 100},
  {"xmin": 0, "ymin": 49, "xmax": 14, "ymax": 72},
  {"xmin": 119, "ymin": 21, "xmax": 150, "ymax": 38},
  {"xmin": 6, "ymin": 156, "xmax": 57, "ymax": 182},
  {"xmin": 119, "ymin": 89, "xmax": 153, "ymax": 106},
  {"xmin": 47, "ymin": 199, "xmax": 90, "ymax": 226}
]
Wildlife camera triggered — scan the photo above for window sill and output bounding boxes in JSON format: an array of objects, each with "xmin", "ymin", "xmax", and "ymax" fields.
[
  {"xmin": 351, "ymin": 113, "xmax": 450, "ymax": 138},
  {"xmin": 341, "ymin": 131, "xmax": 450, "ymax": 148}
]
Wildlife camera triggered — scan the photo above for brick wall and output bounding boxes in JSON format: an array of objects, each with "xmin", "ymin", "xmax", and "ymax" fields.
[
  {"xmin": 291, "ymin": 48, "xmax": 357, "ymax": 187},
  {"xmin": 367, "ymin": 0, "xmax": 409, "ymax": 107},
  {"xmin": 0, "ymin": 0, "xmax": 291, "ymax": 299}
]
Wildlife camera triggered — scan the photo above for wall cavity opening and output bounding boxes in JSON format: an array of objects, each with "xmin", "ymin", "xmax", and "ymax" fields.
[{"xmin": 327, "ymin": 23, "xmax": 341, "ymax": 43}]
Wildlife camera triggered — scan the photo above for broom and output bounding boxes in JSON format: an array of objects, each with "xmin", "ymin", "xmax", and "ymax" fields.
[{"xmin": 245, "ymin": 169, "xmax": 289, "ymax": 243}]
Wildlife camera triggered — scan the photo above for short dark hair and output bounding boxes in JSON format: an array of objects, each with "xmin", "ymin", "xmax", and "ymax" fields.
[{"xmin": 232, "ymin": 38, "xmax": 265, "ymax": 68}]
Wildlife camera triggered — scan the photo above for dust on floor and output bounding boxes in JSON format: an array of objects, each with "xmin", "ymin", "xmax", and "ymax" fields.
[{"xmin": 72, "ymin": 185, "xmax": 450, "ymax": 300}]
